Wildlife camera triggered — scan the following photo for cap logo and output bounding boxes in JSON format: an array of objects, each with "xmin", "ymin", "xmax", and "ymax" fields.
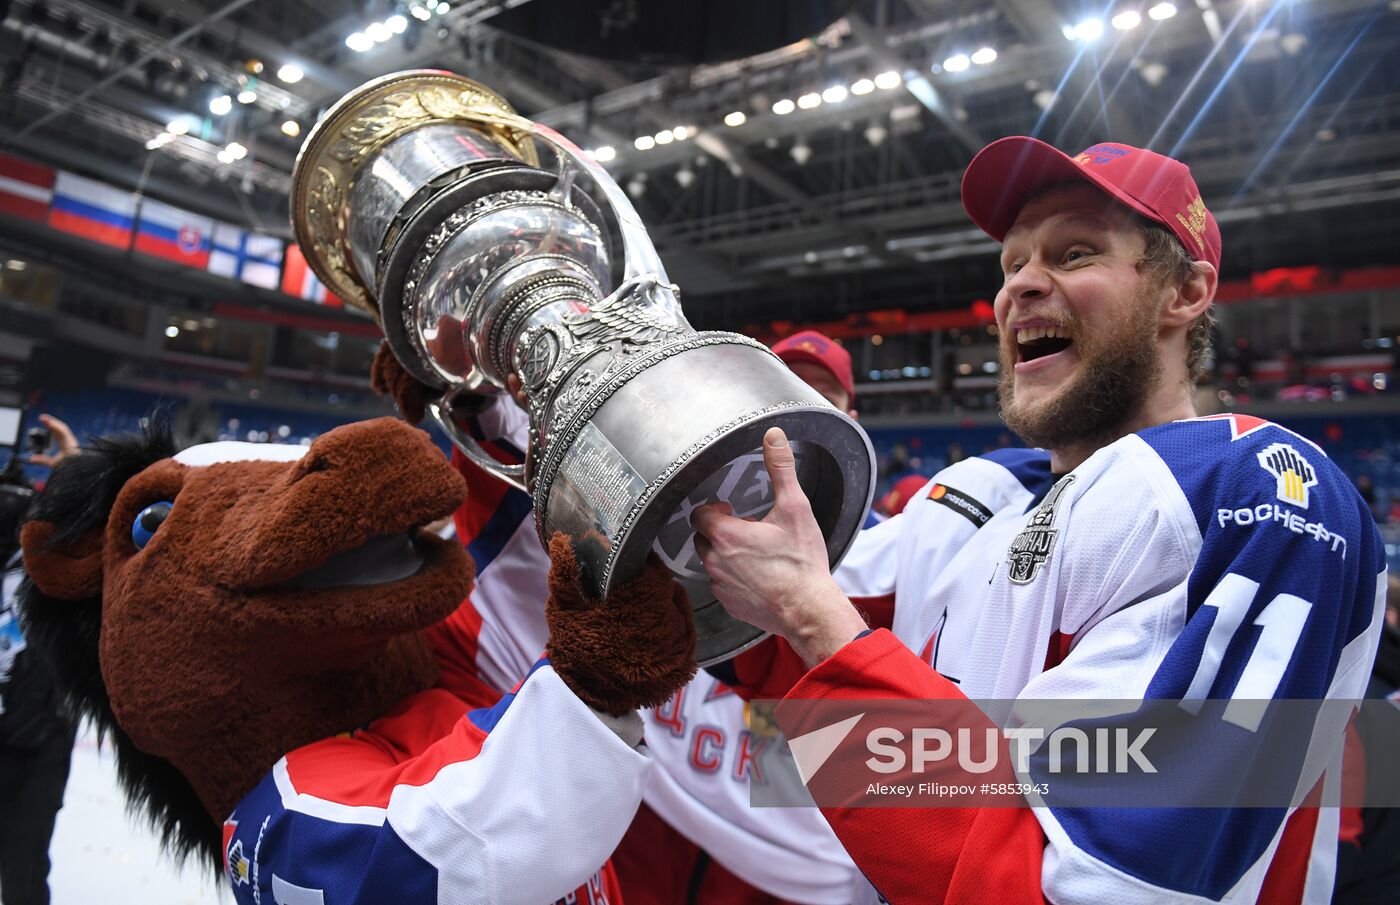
[
  {"xmin": 796, "ymin": 339, "xmax": 826, "ymax": 353},
  {"xmin": 1175, "ymin": 195, "xmax": 1209, "ymax": 253},
  {"xmin": 1074, "ymin": 144, "xmax": 1131, "ymax": 166}
]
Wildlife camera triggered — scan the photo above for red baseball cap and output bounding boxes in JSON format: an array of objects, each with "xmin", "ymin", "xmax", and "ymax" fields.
[
  {"xmin": 772, "ymin": 330, "xmax": 856, "ymax": 403},
  {"xmin": 961, "ymin": 137, "xmax": 1221, "ymax": 270},
  {"xmin": 882, "ymin": 474, "xmax": 931, "ymax": 516}
]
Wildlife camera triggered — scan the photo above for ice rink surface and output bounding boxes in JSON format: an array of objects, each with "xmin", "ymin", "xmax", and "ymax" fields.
[{"xmin": 46, "ymin": 724, "xmax": 228, "ymax": 905}]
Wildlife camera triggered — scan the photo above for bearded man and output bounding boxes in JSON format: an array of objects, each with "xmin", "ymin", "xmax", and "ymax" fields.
[{"xmin": 693, "ymin": 137, "xmax": 1385, "ymax": 904}]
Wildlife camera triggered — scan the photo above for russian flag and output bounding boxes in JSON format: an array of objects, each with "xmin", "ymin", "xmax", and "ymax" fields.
[
  {"xmin": 135, "ymin": 199, "xmax": 213, "ymax": 268},
  {"xmin": 282, "ymin": 243, "xmax": 342, "ymax": 307},
  {"xmin": 48, "ymin": 171, "xmax": 137, "ymax": 250},
  {"xmin": 0, "ymin": 152, "xmax": 55, "ymax": 222},
  {"xmin": 209, "ymin": 222, "xmax": 283, "ymax": 290}
]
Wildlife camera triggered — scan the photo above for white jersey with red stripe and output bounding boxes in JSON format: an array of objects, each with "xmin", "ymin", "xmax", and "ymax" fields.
[
  {"xmin": 828, "ymin": 414, "xmax": 1386, "ymax": 903},
  {"xmin": 452, "ymin": 398, "xmax": 859, "ymax": 904}
]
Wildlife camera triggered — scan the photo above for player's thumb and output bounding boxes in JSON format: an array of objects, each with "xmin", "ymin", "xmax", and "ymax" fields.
[{"xmin": 762, "ymin": 427, "xmax": 804, "ymax": 515}]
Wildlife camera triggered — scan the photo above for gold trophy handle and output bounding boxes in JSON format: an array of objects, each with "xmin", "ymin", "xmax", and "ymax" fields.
[{"xmin": 426, "ymin": 397, "xmax": 528, "ymax": 494}]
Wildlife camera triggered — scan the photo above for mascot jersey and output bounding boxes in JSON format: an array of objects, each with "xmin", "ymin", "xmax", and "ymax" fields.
[
  {"xmin": 221, "ymin": 613, "xmax": 645, "ymax": 905},
  {"xmin": 719, "ymin": 415, "xmax": 1386, "ymax": 905},
  {"xmin": 449, "ymin": 399, "xmax": 860, "ymax": 903}
]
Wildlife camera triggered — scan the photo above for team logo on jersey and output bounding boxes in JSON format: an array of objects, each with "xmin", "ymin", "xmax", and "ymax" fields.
[
  {"xmin": 1257, "ymin": 442, "xmax": 1317, "ymax": 508},
  {"xmin": 1007, "ymin": 475, "xmax": 1074, "ymax": 584},
  {"xmin": 226, "ymin": 839, "xmax": 251, "ymax": 887}
]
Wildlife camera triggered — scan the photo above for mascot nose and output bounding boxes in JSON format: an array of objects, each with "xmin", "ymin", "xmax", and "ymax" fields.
[{"xmin": 291, "ymin": 417, "xmax": 445, "ymax": 486}]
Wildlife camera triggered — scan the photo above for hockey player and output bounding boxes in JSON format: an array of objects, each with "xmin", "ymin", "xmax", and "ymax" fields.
[{"xmin": 692, "ymin": 137, "xmax": 1387, "ymax": 904}]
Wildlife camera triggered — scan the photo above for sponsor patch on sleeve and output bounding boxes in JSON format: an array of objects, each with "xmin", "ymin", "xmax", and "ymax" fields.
[{"xmin": 926, "ymin": 483, "xmax": 994, "ymax": 528}]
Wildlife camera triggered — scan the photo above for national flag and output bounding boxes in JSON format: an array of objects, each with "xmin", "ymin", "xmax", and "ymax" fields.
[
  {"xmin": 0, "ymin": 152, "xmax": 55, "ymax": 221},
  {"xmin": 209, "ymin": 223, "xmax": 284, "ymax": 290},
  {"xmin": 48, "ymin": 172, "xmax": 137, "ymax": 250},
  {"xmin": 134, "ymin": 198, "xmax": 214, "ymax": 268},
  {"xmin": 281, "ymin": 243, "xmax": 342, "ymax": 307}
]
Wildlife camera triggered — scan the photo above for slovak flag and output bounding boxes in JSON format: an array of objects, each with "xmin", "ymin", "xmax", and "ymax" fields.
[
  {"xmin": 0, "ymin": 152, "xmax": 55, "ymax": 222},
  {"xmin": 208, "ymin": 222, "xmax": 283, "ymax": 290},
  {"xmin": 48, "ymin": 171, "xmax": 137, "ymax": 250},
  {"xmin": 281, "ymin": 243, "xmax": 341, "ymax": 307},
  {"xmin": 135, "ymin": 198, "xmax": 214, "ymax": 268}
]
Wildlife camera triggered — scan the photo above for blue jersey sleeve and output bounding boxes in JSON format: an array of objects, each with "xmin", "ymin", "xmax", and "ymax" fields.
[{"xmin": 1028, "ymin": 419, "xmax": 1385, "ymax": 900}]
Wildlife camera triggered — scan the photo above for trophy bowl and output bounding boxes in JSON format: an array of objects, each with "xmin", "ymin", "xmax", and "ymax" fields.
[{"xmin": 291, "ymin": 70, "xmax": 876, "ymax": 665}]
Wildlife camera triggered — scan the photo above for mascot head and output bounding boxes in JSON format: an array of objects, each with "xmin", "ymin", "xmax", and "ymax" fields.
[{"xmin": 18, "ymin": 417, "xmax": 473, "ymax": 869}]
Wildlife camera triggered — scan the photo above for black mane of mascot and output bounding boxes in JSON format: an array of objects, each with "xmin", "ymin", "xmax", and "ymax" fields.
[{"xmin": 18, "ymin": 415, "xmax": 696, "ymax": 902}]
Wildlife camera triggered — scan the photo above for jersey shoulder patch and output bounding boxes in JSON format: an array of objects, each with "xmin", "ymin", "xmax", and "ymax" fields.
[{"xmin": 1135, "ymin": 415, "xmax": 1354, "ymax": 532}]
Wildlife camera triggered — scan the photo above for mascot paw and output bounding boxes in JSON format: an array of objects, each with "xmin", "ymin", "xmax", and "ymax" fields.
[
  {"xmin": 545, "ymin": 533, "xmax": 698, "ymax": 717},
  {"xmin": 370, "ymin": 343, "xmax": 440, "ymax": 425}
]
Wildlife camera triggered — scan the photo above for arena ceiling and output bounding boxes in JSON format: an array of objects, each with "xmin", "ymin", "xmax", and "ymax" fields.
[{"xmin": 0, "ymin": 0, "xmax": 1396, "ymax": 331}]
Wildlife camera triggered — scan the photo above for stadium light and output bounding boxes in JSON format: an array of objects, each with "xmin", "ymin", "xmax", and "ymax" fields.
[
  {"xmin": 971, "ymin": 47, "xmax": 998, "ymax": 65},
  {"xmin": 1072, "ymin": 18, "xmax": 1105, "ymax": 40},
  {"xmin": 822, "ymin": 84, "xmax": 848, "ymax": 103},
  {"xmin": 874, "ymin": 71, "xmax": 902, "ymax": 90},
  {"xmin": 634, "ymin": 135, "xmax": 656, "ymax": 150},
  {"xmin": 345, "ymin": 32, "xmax": 373, "ymax": 52},
  {"xmin": 387, "ymin": 14, "xmax": 408, "ymax": 33},
  {"xmin": 654, "ymin": 130, "xmax": 674, "ymax": 145},
  {"xmin": 797, "ymin": 92, "xmax": 822, "ymax": 109},
  {"xmin": 850, "ymin": 78, "xmax": 875, "ymax": 95},
  {"xmin": 772, "ymin": 98, "xmax": 796, "ymax": 115},
  {"xmin": 277, "ymin": 63, "xmax": 304, "ymax": 83},
  {"xmin": 1112, "ymin": 10, "xmax": 1143, "ymax": 29},
  {"xmin": 237, "ymin": 88, "xmax": 257, "ymax": 104},
  {"xmin": 209, "ymin": 94, "xmax": 232, "ymax": 115},
  {"xmin": 366, "ymin": 22, "xmax": 392, "ymax": 42},
  {"xmin": 942, "ymin": 54, "xmax": 971, "ymax": 72},
  {"xmin": 724, "ymin": 110, "xmax": 747, "ymax": 127},
  {"xmin": 281, "ymin": 120, "xmax": 301, "ymax": 137},
  {"xmin": 1148, "ymin": 2, "xmax": 1177, "ymax": 19},
  {"xmin": 591, "ymin": 145, "xmax": 616, "ymax": 162}
]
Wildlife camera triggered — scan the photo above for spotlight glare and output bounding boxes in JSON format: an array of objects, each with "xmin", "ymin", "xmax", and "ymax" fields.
[
  {"xmin": 1148, "ymin": 1, "xmax": 1177, "ymax": 18},
  {"xmin": 634, "ymin": 135, "xmax": 656, "ymax": 150},
  {"xmin": 1112, "ymin": 10, "xmax": 1142, "ymax": 29},
  {"xmin": 277, "ymin": 63, "xmax": 304, "ymax": 83},
  {"xmin": 366, "ymin": 22, "xmax": 392, "ymax": 42},
  {"xmin": 281, "ymin": 119, "xmax": 301, "ymax": 137},
  {"xmin": 1072, "ymin": 17, "xmax": 1105, "ymax": 40},
  {"xmin": 797, "ymin": 91, "xmax": 822, "ymax": 109},
  {"xmin": 166, "ymin": 325, "xmax": 180, "ymax": 338},
  {"xmin": 772, "ymin": 98, "xmax": 796, "ymax": 115},
  {"xmin": 592, "ymin": 145, "xmax": 616, "ymax": 162},
  {"xmin": 345, "ymin": 32, "xmax": 373, "ymax": 51},
  {"xmin": 410, "ymin": 4, "xmax": 432, "ymax": 19},
  {"xmin": 225, "ymin": 142, "xmax": 247, "ymax": 160},
  {"xmin": 850, "ymin": 78, "xmax": 875, "ymax": 95},
  {"xmin": 873, "ymin": 70, "xmax": 902, "ymax": 90},
  {"xmin": 942, "ymin": 54, "xmax": 971, "ymax": 72},
  {"xmin": 672, "ymin": 126, "xmax": 690, "ymax": 140},
  {"xmin": 386, "ymin": 14, "xmax": 408, "ymax": 33},
  {"xmin": 654, "ymin": 130, "xmax": 674, "ymax": 145},
  {"xmin": 970, "ymin": 46, "xmax": 998, "ymax": 65},
  {"xmin": 166, "ymin": 119, "xmax": 190, "ymax": 134},
  {"xmin": 209, "ymin": 94, "xmax": 232, "ymax": 115},
  {"xmin": 822, "ymin": 84, "xmax": 848, "ymax": 103},
  {"xmin": 237, "ymin": 88, "xmax": 257, "ymax": 104},
  {"xmin": 724, "ymin": 110, "xmax": 747, "ymax": 127}
]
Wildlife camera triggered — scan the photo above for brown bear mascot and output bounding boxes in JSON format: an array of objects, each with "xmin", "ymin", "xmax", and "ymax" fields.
[{"xmin": 17, "ymin": 414, "xmax": 696, "ymax": 905}]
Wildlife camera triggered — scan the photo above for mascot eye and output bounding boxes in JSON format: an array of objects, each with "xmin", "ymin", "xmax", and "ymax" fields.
[{"xmin": 131, "ymin": 501, "xmax": 174, "ymax": 549}]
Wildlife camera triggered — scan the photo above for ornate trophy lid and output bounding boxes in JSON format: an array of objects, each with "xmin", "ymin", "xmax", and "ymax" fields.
[{"xmin": 290, "ymin": 70, "xmax": 540, "ymax": 318}]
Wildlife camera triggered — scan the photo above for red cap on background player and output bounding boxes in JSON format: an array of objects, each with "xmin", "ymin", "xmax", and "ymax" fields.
[
  {"xmin": 772, "ymin": 330, "xmax": 856, "ymax": 404},
  {"xmin": 960, "ymin": 137, "xmax": 1221, "ymax": 270}
]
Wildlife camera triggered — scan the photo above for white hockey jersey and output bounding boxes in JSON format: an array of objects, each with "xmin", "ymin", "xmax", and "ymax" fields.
[{"xmin": 799, "ymin": 413, "xmax": 1387, "ymax": 904}]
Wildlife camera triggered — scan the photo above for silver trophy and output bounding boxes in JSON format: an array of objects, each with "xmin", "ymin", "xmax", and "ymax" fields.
[{"xmin": 291, "ymin": 71, "xmax": 875, "ymax": 664}]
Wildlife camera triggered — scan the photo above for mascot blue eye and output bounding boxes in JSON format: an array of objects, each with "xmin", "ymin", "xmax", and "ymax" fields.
[{"xmin": 132, "ymin": 501, "xmax": 174, "ymax": 549}]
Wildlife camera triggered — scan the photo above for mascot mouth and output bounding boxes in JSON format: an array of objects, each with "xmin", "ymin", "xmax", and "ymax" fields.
[{"xmin": 281, "ymin": 530, "xmax": 433, "ymax": 590}]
